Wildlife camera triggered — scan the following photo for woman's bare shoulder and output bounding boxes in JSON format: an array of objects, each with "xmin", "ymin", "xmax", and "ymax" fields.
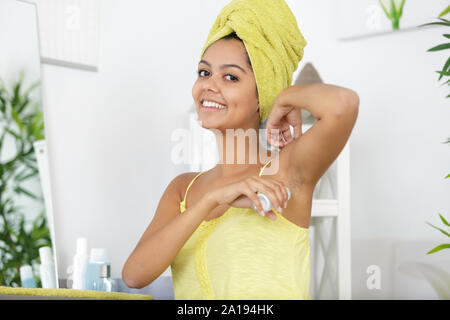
[{"xmin": 172, "ymin": 171, "xmax": 202, "ymax": 202}]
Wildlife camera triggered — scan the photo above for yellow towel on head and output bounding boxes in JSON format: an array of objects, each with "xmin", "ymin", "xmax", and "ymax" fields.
[{"xmin": 200, "ymin": 0, "xmax": 307, "ymax": 123}]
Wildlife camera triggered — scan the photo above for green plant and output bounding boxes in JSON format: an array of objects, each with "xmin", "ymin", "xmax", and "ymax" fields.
[
  {"xmin": 379, "ymin": 0, "xmax": 406, "ymax": 30},
  {"xmin": 419, "ymin": 6, "xmax": 450, "ymax": 255},
  {"xmin": 418, "ymin": 6, "xmax": 450, "ymax": 99},
  {"xmin": 0, "ymin": 71, "xmax": 51, "ymax": 287},
  {"xmin": 426, "ymin": 214, "xmax": 450, "ymax": 254}
]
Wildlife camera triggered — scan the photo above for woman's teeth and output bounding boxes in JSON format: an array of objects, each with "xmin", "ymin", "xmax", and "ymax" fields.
[{"xmin": 202, "ymin": 100, "xmax": 227, "ymax": 109}]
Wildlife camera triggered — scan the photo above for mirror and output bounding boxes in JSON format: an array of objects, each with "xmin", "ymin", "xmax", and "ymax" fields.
[{"xmin": 0, "ymin": 0, "xmax": 55, "ymax": 288}]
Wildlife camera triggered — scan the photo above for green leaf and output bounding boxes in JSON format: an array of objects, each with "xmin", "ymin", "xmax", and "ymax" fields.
[
  {"xmin": 4, "ymin": 127, "xmax": 21, "ymax": 140},
  {"xmin": 435, "ymin": 70, "xmax": 450, "ymax": 77},
  {"xmin": 443, "ymin": 58, "xmax": 450, "ymax": 71},
  {"xmin": 444, "ymin": 34, "xmax": 450, "ymax": 39},
  {"xmin": 19, "ymin": 171, "xmax": 39, "ymax": 182},
  {"xmin": 397, "ymin": 0, "xmax": 405, "ymax": 19},
  {"xmin": 445, "ymin": 173, "xmax": 450, "ymax": 179},
  {"xmin": 13, "ymin": 186, "xmax": 38, "ymax": 199},
  {"xmin": 440, "ymin": 56, "xmax": 450, "ymax": 79},
  {"xmin": 11, "ymin": 79, "xmax": 22, "ymax": 108},
  {"xmin": 426, "ymin": 222, "xmax": 450, "ymax": 238},
  {"xmin": 427, "ymin": 43, "xmax": 450, "ymax": 52},
  {"xmin": 439, "ymin": 213, "xmax": 450, "ymax": 227},
  {"xmin": 379, "ymin": 0, "xmax": 391, "ymax": 19},
  {"xmin": 427, "ymin": 243, "xmax": 450, "ymax": 254},
  {"xmin": 22, "ymin": 81, "xmax": 40, "ymax": 100},
  {"xmin": 418, "ymin": 20, "xmax": 450, "ymax": 28},
  {"xmin": 11, "ymin": 107, "xmax": 23, "ymax": 132},
  {"xmin": 390, "ymin": 0, "xmax": 397, "ymax": 20},
  {"xmin": 438, "ymin": 5, "xmax": 450, "ymax": 18}
]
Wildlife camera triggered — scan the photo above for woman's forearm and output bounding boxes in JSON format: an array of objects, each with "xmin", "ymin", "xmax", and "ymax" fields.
[
  {"xmin": 122, "ymin": 193, "xmax": 218, "ymax": 288},
  {"xmin": 278, "ymin": 83, "xmax": 358, "ymax": 120}
]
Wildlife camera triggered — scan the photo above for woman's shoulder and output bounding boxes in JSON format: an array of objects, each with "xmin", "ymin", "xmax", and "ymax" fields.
[{"xmin": 173, "ymin": 171, "xmax": 203, "ymax": 203}]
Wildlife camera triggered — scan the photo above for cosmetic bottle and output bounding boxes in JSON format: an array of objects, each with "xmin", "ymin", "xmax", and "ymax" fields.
[
  {"xmin": 251, "ymin": 186, "xmax": 291, "ymax": 214},
  {"xmin": 72, "ymin": 237, "xmax": 89, "ymax": 290},
  {"xmin": 39, "ymin": 246, "xmax": 57, "ymax": 288},
  {"xmin": 85, "ymin": 248, "xmax": 111, "ymax": 290},
  {"xmin": 20, "ymin": 265, "xmax": 36, "ymax": 288},
  {"xmin": 94, "ymin": 264, "xmax": 115, "ymax": 292},
  {"xmin": 65, "ymin": 265, "xmax": 73, "ymax": 289}
]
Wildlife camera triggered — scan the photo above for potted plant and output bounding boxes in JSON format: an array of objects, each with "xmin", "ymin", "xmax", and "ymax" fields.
[
  {"xmin": 379, "ymin": 0, "xmax": 406, "ymax": 31},
  {"xmin": 419, "ymin": 5, "xmax": 450, "ymax": 254},
  {"xmin": 401, "ymin": 5, "xmax": 450, "ymax": 300},
  {"xmin": 0, "ymin": 71, "xmax": 51, "ymax": 287}
]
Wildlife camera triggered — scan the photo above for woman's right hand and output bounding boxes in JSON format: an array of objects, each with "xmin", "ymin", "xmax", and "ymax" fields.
[{"xmin": 205, "ymin": 175, "xmax": 290, "ymax": 221}]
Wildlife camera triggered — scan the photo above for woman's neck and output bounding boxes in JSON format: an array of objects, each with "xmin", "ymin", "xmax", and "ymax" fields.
[{"xmin": 209, "ymin": 125, "xmax": 275, "ymax": 179}]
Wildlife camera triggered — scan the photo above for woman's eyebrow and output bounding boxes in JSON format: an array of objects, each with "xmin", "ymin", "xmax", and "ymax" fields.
[{"xmin": 199, "ymin": 60, "xmax": 246, "ymax": 74}]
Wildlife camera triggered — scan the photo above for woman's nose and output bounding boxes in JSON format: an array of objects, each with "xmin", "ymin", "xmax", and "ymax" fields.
[{"xmin": 203, "ymin": 75, "xmax": 219, "ymax": 92}]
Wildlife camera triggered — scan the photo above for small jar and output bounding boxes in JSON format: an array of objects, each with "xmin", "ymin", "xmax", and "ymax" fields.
[{"xmin": 93, "ymin": 264, "xmax": 115, "ymax": 292}]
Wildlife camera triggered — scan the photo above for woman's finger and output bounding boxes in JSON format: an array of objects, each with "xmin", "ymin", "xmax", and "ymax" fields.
[
  {"xmin": 243, "ymin": 181, "xmax": 266, "ymax": 216},
  {"xmin": 262, "ymin": 178, "xmax": 286, "ymax": 212},
  {"xmin": 265, "ymin": 211, "xmax": 277, "ymax": 221},
  {"xmin": 272, "ymin": 179, "xmax": 289, "ymax": 208},
  {"xmin": 248, "ymin": 177, "xmax": 285, "ymax": 215}
]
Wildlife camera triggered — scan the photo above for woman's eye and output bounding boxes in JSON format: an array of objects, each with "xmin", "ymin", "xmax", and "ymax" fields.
[
  {"xmin": 197, "ymin": 70, "xmax": 238, "ymax": 82},
  {"xmin": 198, "ymin": 69, "xmax": 209, "ymax": 77},
  {"xmin": 225, "ymin": 74, "xmax": 238, "ymax": 82}
]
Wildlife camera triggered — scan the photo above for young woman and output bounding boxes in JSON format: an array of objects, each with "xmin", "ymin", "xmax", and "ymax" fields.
[{"xmin": 122, "ymin": 0, "xmax": 359, "ymax": 300}]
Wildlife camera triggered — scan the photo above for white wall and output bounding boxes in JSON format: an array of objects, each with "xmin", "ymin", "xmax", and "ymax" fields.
[{"xmin": 40, "ymin": 0, "xmax": 450, "ymax": 298}]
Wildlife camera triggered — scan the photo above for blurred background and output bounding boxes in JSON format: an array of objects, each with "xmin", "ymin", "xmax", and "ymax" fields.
[{"xmin": 0, "ymin": 0, "xmax": 449, "ymax": 299}]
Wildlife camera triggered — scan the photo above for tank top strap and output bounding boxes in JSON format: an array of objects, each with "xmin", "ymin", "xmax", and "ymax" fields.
[
  {"xmin": 259, "ymin": 159, "xmax": 273, "ymax": 176},
  {"xmin": 181, "ymin": 171, "xmax": 206, "ymax": 206}
]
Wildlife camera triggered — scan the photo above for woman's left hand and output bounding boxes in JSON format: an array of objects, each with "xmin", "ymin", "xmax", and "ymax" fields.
[{"xmin": 265, "ymin": 89, "xmax": 303, "ymax": 149}]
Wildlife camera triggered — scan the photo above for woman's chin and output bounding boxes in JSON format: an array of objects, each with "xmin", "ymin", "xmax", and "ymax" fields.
[
  {"xmin": 197, "ymin": 114, "xmax": 227, "ymax": 128},
  {"xmin": 199, "ymin": 120, "xmax": 223, "ymax": 130}
]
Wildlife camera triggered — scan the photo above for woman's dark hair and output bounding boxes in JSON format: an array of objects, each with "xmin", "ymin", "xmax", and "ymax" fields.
[{"xmin": 221, "ymin": 32, "xmax": 253, "ymax": 70}]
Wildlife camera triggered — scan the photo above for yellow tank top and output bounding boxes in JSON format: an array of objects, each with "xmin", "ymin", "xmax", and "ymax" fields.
[{"xmin": 170, "ymin": 160, "xmax": 311, "ymax": 300}]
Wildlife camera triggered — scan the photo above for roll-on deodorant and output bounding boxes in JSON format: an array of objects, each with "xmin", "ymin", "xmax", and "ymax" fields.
[{"xmin": 251, "ymin": 186, "xmax": 291, "ymax": 214}]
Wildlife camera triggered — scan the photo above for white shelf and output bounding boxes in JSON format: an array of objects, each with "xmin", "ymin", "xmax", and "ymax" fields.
[{"xmin": 311, "ymin": 199, "xmax": 339, "ymax": 217}]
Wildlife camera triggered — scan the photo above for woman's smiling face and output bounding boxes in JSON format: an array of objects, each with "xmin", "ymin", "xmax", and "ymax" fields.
[{"xmin": 192, "ymin": 38, "xmax": 259, "ymax": 131}]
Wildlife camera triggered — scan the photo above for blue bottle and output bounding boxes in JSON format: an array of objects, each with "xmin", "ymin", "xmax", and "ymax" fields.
[
  {"xmin": 93, "ymin": 264, "xmax": 115, "ymax": 292},
  {"xmin": 85, "ymin": 248, "xmax": 111, "ymax": 290},
  {"xmin": 20, "ymin": 265, "xmax": 36, "ymax": 288}
]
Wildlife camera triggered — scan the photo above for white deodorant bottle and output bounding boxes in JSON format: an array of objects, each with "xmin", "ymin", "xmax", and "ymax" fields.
[
  {"xmin": 72, "ymin": 237, "xmax": 89, "ymax": 290},
  {"xmin": 251, "ymin": 186, "xmax": 291, "ymax": 214},
  {"xmin": 39, "ymin": 246, "xmax": 57, "ymax": 288}
]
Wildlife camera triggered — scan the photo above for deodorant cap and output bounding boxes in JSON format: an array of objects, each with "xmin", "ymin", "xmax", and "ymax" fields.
[
  {"xmin": 258, "ymin": 194, "xmax": 271, "ymax": 212},
  {"xmin": 99, "ymin": 264, "xmax": 111, "ymax": 278},
  {"xmin": 76, "ymin": 237, "xmax": 88, "ymax": 256},
  {"xmin": 20, "ymin": 265, "xmax": 33, "ymax": 280},
  {"xmin": 39, "ymin": 246, "xmax": 54, "ymax": 264}
]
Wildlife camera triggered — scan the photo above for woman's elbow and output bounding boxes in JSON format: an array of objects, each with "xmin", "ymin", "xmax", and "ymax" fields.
[
  {"xmin": 122, "ymin": 265, "xmax": 154, "ymax": 289},
  {"xmin": 122, "ymin": 264, "xmax": 147, "ymax": 289},
  {"xmin": 340, "ymin": 88, "xmax": 360, "ymax": 109},
  {"xmin": 334, "ymin": 89, "xmax": 359, "ymax": 117}
]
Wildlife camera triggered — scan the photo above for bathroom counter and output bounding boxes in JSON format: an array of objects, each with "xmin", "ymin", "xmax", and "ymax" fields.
[{"xmin": 0, "ymin": 286, "xmax": 154, "ymax": 300}]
